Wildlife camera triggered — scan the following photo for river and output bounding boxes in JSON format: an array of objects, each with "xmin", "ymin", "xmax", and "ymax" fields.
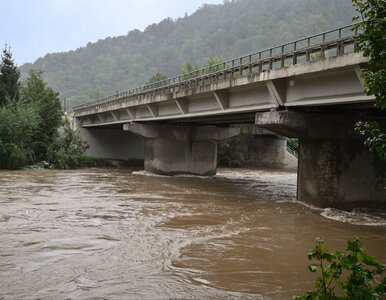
[{"xmin": 0, "ymin": 168, "xmax": 385, "ymax": 299}]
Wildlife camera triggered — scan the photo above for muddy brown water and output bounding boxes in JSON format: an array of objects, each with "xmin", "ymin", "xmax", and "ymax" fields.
[{"xmin": 0, "ymin": 168, "xmax": 385, "ymax": 299}]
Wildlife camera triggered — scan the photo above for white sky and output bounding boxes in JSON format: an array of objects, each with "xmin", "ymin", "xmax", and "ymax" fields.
[{"xmin": 1, "ymin": 0, "xmax": 224, "ymax": 65}]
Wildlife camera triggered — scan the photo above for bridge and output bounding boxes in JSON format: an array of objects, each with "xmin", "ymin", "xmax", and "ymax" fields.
[{"xmin": 73, "ymin": 23, "xmax": 386, "ymax": 209}]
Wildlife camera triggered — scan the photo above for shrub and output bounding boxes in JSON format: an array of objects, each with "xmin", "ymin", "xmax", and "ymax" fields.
[
  {"xmin": 47, "ymin": 119, "xmax": 89, "ymax": 169},
  {"xmin": 294, "ymin": 237, "xmax": 385, "ymax": 299}
]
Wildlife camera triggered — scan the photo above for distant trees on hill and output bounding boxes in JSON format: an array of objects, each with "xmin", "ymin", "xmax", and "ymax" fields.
[{"xmin": 19, "ymin": 0, "xmax": 356, "ymax": 108}]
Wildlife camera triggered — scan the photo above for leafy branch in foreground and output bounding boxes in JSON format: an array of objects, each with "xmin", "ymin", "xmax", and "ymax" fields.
[
  {"xmin": 352, "ymin": 0, "xmax": 386, "ymax": 161},
  {"xmin": 294, "ymin": 237, "xmax": 385, "ymax": 299},
  {"xmin": 355, "ymin": 121, "xmax": 386, "ymax": 161}
]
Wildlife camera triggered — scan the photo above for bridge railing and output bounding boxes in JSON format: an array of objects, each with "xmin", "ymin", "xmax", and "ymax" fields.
[{"xmin": 73, "ymin": 23, "xmax": 361, "ymax": 112}]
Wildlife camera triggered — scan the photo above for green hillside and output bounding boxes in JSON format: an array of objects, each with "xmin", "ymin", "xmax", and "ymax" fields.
[{"xmin": 19, "ymin": 0, "xmax": 356, "ymax": 108}]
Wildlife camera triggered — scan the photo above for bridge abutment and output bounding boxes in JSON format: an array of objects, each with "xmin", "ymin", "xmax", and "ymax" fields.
[
  {"xmin": 78, "ymin": 127, "xmax": 144, "ymax": 161},
  {"xmin": 123, "ymin": 124, "xmax": 239, "ymax": 176},
  {"xmin": 256, "ymin": 110, "xmax": 386, "ymax": 209}
]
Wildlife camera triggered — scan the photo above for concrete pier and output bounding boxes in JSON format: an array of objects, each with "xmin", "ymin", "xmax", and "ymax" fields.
[
  {"xmin": 298, "ymin": 138, "xmax": 385, "ymax": 209},
  {"xmin": 256, "ymin": 110, "xmax": 386, "ymax": 209},
  {"xmin": 123, "ymin": 124, "xmax": 239, "ymax": 175},
  {"xmin": 247, "ymin": 135, "xmax": 295, "ymax": 169},
  {"xmin": 232, "ymin": 125, "xmax": 297, "ymax": 169}
]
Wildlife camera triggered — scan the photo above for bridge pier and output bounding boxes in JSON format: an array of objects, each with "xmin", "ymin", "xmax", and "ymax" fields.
[
  {"xmin": 123, "ymin": 124, "xmax": 239, "ymax": 176},
  {"xmin": 248, "ymin": 135, "xmax": 296, "ymax": 169},
  {"xmin": 235, "ymin": 125, "xmax": 297, "ymax": 169},
  {"xmin": 298, "ymin": 138, "xmax": 385, "ymax": 209},
  {"xmin": 256, "ymin": 110, "xmax": 386, "ymax": 209}
]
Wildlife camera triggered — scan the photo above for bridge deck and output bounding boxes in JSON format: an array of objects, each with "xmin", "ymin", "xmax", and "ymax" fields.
[{"xmin": 73, "ymin": 23, "xmax": 372, "ymax": 127}]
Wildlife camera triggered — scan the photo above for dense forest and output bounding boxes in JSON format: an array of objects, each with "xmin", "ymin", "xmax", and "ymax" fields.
[{"xmin": 19, "ymin": 0, "xmax": 356, "ymax": 108}]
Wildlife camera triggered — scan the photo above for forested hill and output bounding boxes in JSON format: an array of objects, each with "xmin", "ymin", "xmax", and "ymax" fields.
[{"xmin": 19, "ymin": 0, "xmax": 356, "ymax": 108}]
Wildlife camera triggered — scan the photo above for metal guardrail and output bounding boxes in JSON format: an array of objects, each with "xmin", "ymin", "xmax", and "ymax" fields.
[
  {"xmin": 286, "ymin": 144, "xmax": 299, "ymax": 158},
  {"xmin": 73, "ymin": 23, "xmax": 361, "ymax": 112}
]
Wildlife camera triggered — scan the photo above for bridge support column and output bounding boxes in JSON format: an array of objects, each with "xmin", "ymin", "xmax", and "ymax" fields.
[
  {"xmin": 123, "ymin": 124, "xmax": 239, "ymax": 176},
  {"xmin": 298, "ymin": 138, "xmax": 385, "ymax": 209},
  {"xmin": 235, "ymin": 125, "xmax": 297, "ymax": 169},
  {"xmin": 248, "ymin": 135, "xmax": 296, "ymax": 169},
  {"xmin": 256, "ymin": 110, "xmax": 386, "ymax": 209}
]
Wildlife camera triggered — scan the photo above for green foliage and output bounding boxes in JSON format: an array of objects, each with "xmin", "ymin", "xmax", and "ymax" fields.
[
  {"xmin": 294, "ymin": 237, "xmax": 386, "ymax": 299},
  {"xmin": 20, "ymin": 70, "xmax": 63, "ymax": 161},
  {"xmin": 0, "ymin": 47, "xmax": 88, "ymax": 169},
  {"xmin": 352, "ymin": 0, "xmax": 386, "ymax": 161},
  {"xmin": 145, "ymin": 72, "xmax": 168, "ymax": 90},
  {"xmin": 25, "ymin": 161, "xmax": 54, "ymax": 170},
  {"xmin": 355, "ymin": 121, "xmax": 386, "ymax": 161},
  {"xmin": 146, "ymin": 72, "xmax": 168, "ymax": 85},
  {"xmin": 181, "ymin": 62, "xmax": 199, "ymax": 80},
  {"xmin": 19, "ymin": 0, "xmax": 356, "ymax": 107},
  {"xmin": 47, "ymin": 119, "xmax": 89, "ymax": 169},
  {"xmin": 0, "ymin": 45, "xmax": 20, "ymax": 105},
  {"xmin": 218, "ymin": 134, "xmax": 250, "ymax": 167},
  {"xmin": 0, "ymin": 99, "xmax": 38, "ymax": 169},
  {"xmin": 80, "ymin": 155, "xmax": 98, "ymax": 167},
  {"xmin": 287, "ymin": 138, "xmax": 299, "ymax": 157},
  {"xmin": 206, "ymin": 55, "xmax": 226, "ymax": 73}
]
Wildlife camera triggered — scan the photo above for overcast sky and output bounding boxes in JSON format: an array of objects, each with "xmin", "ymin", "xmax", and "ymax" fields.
[{"xmin": 2, "ymin": 0, "xmax": 224, "ymax": 65}]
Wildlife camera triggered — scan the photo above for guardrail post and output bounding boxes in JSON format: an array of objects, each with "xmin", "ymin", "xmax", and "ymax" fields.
[
  {"xmin": 248, "ymin": 55, "xmax": 252, "ymax": 75},
  {"xmin": 293, "ymin": 51, "xmax": 298, "ymax": 65},
  {"xmin": 337, "ymin": 42, "xmax": 344, "ymax": 56},
  {"xmin": 258, "ymin": 52, "xmax": 262, "ymax": 73}
]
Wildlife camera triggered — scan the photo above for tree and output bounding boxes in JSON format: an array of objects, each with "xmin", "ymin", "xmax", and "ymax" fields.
[
  {"xmin": 20, "ymin": 70, "xmax": 63, "ymax": 161},
  {"xmin": 181, "ymin": 62, "xmax": 200, "ymax": 80},
  {"xmin": 145, "ymin": 72, "xmax": 168, "ymax": 89},
  {"xmin": 206, "ymin": 55, "xmax": 226, "ymax": 73},
  {"xmin": 47, "ymin": 119, "xmax": 89, "ymax": 169},
  {"xmin": 146, "ymin": 72, "xmax": 168, "ymax": 84},
  {"xmin": 0, "ymin": 47, "xmax": 88, "ymax": 169},
  {"xmin": 0, "ymin": 45, "xmax": 20, "ymax": 105},
  {"xmin": 0, "ymin": 99, "xmax": 38, "ymax": 169},
  {"xmin": 353, "ymin": 0, "xmax": 386, "ymax": 161}
]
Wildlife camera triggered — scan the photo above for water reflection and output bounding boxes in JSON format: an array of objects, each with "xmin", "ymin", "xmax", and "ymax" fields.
[{"xmin": 0, "ymin": 168, "xmax": 385, "ymax": 299}]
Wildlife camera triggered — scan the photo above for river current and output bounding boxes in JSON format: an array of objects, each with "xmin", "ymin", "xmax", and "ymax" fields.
[{"xmin": 0, "ymin": 168, "xmax": 385, "ymax": 299}]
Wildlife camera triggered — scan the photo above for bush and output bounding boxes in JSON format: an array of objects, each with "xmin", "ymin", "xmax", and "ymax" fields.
[
  {"xmin": 294, "ymin": 237, "xmax": 385, "ymax": 299},
  {"xmin": 47, "ymin": 119, "xmax": 89, "ymax": 169},
  {"xmin": 0, "ymin": 99, "xmax": 38, "ymax": 169}
]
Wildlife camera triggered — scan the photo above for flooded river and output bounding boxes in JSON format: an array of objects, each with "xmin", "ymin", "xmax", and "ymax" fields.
[{"xmin": 0, "ymin": 168, "xmax": 385, "ymax": 299}]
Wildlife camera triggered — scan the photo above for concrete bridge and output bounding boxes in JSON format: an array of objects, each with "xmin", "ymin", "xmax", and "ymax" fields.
[{"xmin": 73, "ymin": 24, "xmax": 386, "ymax": 209}]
